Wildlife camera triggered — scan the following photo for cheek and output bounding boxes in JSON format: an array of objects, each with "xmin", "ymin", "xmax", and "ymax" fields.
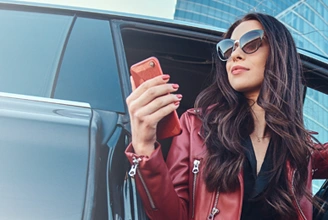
[
  {"xmin": 226, "ymin": 61, "xmax": 233, "ymax": 78},
  {"xmin": 258, "ymin": 47, "xmax": 269, "ymax": 69},
  {"xmin": 226, "ymin": 63, "xmax": 232, "ymax": 83},
  {"xmin": 258, "ymin": 69, "xmax": 265, "ymax": 83},
  {"xmin": 258, "ymin": 60, "xmax": 267, "ymax": 80},
  {"xmin": 251, "ymin": 54, "xmax": 268, "ymax": 79},
  {"xmin": 251, "ymin": 65, "xmax": 265, "ymax": 82}
]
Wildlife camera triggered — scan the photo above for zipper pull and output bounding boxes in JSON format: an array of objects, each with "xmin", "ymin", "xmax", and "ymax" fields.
[
  {"xmin": 192, "ymin": 159, "xmax": 200, "ymax": 174},
  {"xmin": 129, "ymin": 157, "xmax": 142, "ymax": 177},
  {"xmin": 207, "ymin": 207, "xmax": 219, "ymax": 220}
]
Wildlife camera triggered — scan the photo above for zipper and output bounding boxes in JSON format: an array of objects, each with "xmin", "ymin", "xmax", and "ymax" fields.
[
  {"xmin": 128, "ymin": 157, "xmax": 141, "ymax": 177},
  {"xmin": 192, "ymin": 159, "xmax": 200, "ymax": 218},
  {"xmin": 292, "ymin": 170, "xmax": 307, "ymax": 220},
  {"xmin": 129, "ymin": 156, "xmax": 156, "ymax": 209},
  {"xmin": 208, "ymin": 190, "xmax": 220, "ymax": 220}
]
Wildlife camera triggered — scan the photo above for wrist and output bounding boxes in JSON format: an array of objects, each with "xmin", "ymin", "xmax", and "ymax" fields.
[{"xmin": 132, "ymin": 142, "xmax": 156, "ymax": 157}]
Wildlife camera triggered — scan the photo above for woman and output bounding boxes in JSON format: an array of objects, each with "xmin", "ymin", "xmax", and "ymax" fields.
[{"xmin": 125, "ymin": 12, "xmax": 328, "ymax": 220}]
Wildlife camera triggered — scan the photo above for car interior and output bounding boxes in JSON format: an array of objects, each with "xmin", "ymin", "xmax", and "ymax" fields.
[
  {"xmin": 120, "ymin": 24, "xmax": 219, "ymax": 157},
  {"xmin": 120, "ymin": 22, "xmax": 328, "ymax": 159},
  {"xmin": 121, "ymin": 26, "xmax": 217, "ymax": 113}
]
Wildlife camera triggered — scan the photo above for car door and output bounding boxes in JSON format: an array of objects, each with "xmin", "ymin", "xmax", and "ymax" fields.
[
  {"xmin": 301, "ymin": 53, "xmax": 328, "ymax": 194},
  {"xmin": 0, "ymin": 4, "xmax": 130, "ymax": 220}
]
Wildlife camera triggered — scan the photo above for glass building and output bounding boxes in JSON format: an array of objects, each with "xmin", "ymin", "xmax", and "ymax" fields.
[{"xmin": 174, "ymin": 0, "xmax": 328, "ymax": 192}]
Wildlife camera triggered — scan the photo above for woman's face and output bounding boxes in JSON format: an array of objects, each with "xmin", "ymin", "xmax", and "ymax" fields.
[{"xmin": 225, "ymin": 20, "xmax": 270, "ymax": 99}]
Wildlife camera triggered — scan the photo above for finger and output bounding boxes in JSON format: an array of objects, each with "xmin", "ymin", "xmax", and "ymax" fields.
[
  {"xmin": 139, "ymin": 93, "xmax": 182, "ymax": 117},
  {"xmin": 128, "ymin": 75, "xmax": 170, "ymax": 102},
  {"xmin": 147, "ymin": 101, "xmax": 180, "ymax": 124},
  {"xmin": 130, "ymin": 76, "xmax": 136, "ymax": 91},
  {"xmin": 129, "ymin": 83, "xmax": 179, "ymax": 112},
  {"xmin": 130, "ymin": 93, "xmax": 182, "ymax": 122},
  {"xmin": 131, "ymin": 98, "xmax": 180, "ymax": 130}
]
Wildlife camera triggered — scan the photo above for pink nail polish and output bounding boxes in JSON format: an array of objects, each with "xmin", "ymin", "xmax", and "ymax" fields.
[
  {"xmin": 176, "ymin": 94, "xmax": 183, "ymax": 99},
  {"xmin": 172, "ymin": 84, "xmax": 179, "ymax": 89},
  {"xmin": 162, "ymin": 74, "xmax": 170, "ymax": 80}
]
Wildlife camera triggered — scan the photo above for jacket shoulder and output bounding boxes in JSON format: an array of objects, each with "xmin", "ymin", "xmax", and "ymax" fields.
[
  {"xmin": 179, "ymin": 108, "xmax": 202, "ymax": 133},
  {"xmin": 185, "ymin": 108, "xmax": 201, "ymax": 116},
  {"xmin": 311, "ymin": 139, "xmax": 328, "ymax": 178},
  {"xmin": 181, "ymin": 108, "xmax": 202, "ymax": 123}
]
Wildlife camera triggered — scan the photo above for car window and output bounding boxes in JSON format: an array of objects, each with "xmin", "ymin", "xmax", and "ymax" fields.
[
  {"xmin": 54, "ymin": 17, "xmax": 124, "ymax": 112},
  {"xmin": 303, "ymin": 87, "xmax": 328, "ymax": 193},
  {"xmin": 0, "ymin": 9, "xmax": 72, "ymax": 97}
]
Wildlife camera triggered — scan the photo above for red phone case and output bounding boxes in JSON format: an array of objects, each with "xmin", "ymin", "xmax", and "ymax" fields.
[{"xmin": 130, "ymin": 57, "xmax": 181, "ymax": 140}]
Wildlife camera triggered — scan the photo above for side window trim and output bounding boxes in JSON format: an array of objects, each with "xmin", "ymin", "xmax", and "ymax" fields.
[{"xmin": 51, "ymin": 14, "xmax": 77, "ymax": 98}]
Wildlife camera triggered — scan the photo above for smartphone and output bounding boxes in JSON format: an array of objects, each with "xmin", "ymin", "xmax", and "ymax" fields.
[{"xmin": 130, "ymin": 56, "xmax": 181, "ymax": 140}]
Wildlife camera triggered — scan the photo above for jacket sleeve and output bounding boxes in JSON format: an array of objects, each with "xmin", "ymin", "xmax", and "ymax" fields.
[
  {"xmin": 125, "ymin": 112, "xmax": 192, "ymax": 220},
  {"xmin": 312, "ymin": 142, "xmax": 328, "ymax": 179}
]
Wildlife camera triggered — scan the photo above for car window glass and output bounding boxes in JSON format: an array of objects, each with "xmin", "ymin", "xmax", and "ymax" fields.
[
  {"xmin": 0, "ymin": 9, "xmax": 72, "ymax": 97},
  {"xmin": 304, "ymin": 87, "xmax": 328, "ymax": 193},
  {"xmin": 54, "ymin": 17, "xmax": 124, "ymax": 112}
]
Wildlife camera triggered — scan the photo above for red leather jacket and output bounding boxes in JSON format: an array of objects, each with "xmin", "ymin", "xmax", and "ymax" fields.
[{"xmin": 125, "ymin": 109, "xmax": 328, "ymax": 220}]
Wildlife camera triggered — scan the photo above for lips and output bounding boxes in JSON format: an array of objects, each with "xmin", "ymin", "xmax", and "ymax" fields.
[{"xmin": 231, "ymin": 65, "xmax": 249, "ymax": 75}]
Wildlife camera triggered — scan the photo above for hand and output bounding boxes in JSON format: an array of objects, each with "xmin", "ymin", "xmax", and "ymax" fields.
[{"xmin": 126, "ymin": 74, "xmax": 182, "ymax": 156}]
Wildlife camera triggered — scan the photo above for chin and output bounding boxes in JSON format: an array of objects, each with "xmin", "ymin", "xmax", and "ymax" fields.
[
  {"xmin": 230, "ymin": 81, "xmax": 262, "ymax": 94},
  {"xmin": 231, "ymin": 85, "xmax": 261, "ymax": 97},
  {"xmin": 230, "ymin": 84, "xmax": 249, "ymax": 93}
]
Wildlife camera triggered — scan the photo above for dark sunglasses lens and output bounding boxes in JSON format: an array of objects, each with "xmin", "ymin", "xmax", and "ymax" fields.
[
  {"xmin": 240, "ymin": 31, "xmax": 263, "ymax": 54},
  {"xmin": 217, "ymin": 40, "xmax": 234, "ymax": 60}
]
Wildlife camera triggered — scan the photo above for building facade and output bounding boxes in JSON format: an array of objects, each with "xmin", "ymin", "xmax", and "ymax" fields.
[{"xmin": 174, "ymin": 0, "xmax": 328, "ymax": 192}]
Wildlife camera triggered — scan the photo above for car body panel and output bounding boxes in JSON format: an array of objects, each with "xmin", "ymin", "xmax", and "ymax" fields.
[{"xmin": 0, "ymin": 93, "xmax": 91, "ymax": 219}]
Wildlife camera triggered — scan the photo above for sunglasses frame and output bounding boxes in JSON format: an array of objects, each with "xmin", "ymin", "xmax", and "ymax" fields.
[{"xmin": 216, "ymin": 29, "xmax": 264, "ymax": 61}]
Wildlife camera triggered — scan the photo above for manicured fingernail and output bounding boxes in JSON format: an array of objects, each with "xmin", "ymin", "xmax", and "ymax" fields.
[
  {"xmin": 176, "ymin": 94, "xmax": 183, "ymax": 99},
  {"xmin": 174, "ymin": 101, "xmax": 180, "ymax": 106},
  {"xmin": 172, "ymin": 84, "xmax": 179, "ymax": 89},
  {"xmin": 162, "ymin": 74, "xmax": 170, "ymax": 80}
]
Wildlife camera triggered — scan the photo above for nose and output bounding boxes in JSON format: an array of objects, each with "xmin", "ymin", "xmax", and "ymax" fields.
[{"xmin": 230, "ymin": 41, "xmax": 244, "ymax": 61}]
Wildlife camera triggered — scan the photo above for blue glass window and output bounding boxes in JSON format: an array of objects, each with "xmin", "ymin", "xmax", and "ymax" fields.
[
  {"xmin": 54, "ymin": 17, "xmax": 124, "ymax": 112},
  {"xmin": 304, "ymin": 88, "xmax": 328, "ymax": 193},
  {"xmin": 0, "ymin": 9, "xmax": 72, "ymax": 97}
]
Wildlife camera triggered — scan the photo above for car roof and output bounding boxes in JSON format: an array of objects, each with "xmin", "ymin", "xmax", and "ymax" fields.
[
  {"xmin": 0, "ymin": 0, "xmax": 226, "ymax": 33},
  {"xmin": 1, "ymin": 0, "xmax": 327, "ymax": 69}
]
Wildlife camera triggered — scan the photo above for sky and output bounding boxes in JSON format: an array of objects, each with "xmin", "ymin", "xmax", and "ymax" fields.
[{"xmin": 15, "ymin": 0, "xmax": 177, "ymax": 19}]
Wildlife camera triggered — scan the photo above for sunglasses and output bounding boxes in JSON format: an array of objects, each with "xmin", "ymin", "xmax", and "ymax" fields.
[{"xmin": 216, "ymin": 29, "xmax": 264, "ymax": 61}]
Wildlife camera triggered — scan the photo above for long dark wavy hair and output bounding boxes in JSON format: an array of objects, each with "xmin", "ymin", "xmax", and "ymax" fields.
[{"xmin": 195, "ymin": 13, "xmax": 313, "ymax": 219}]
